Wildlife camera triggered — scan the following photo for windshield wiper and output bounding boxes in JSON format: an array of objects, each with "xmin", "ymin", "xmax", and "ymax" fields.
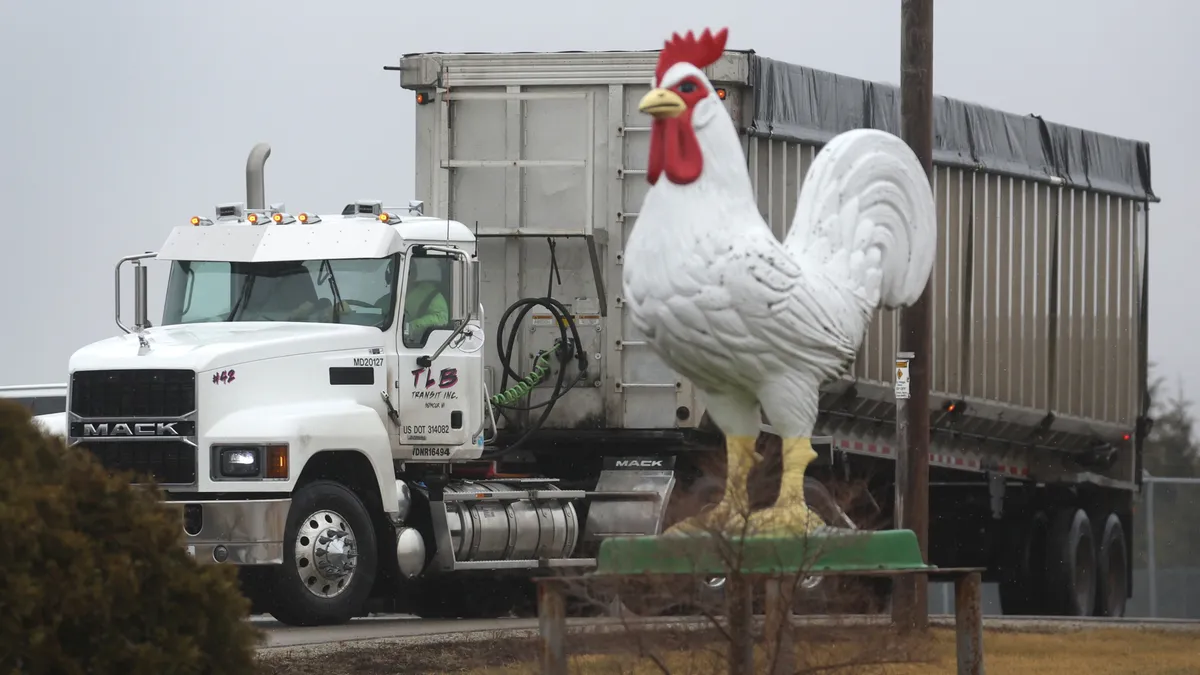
[
  {"xmin": 226, "ymin": 274, "xmax": 256, "ymax": 321},
  {"xmin": 319, "ymin": 260, "xmax": 343, "ymax": 323}
]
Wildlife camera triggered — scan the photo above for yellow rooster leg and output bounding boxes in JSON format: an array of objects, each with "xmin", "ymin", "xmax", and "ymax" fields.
[
  {"xmin": 662, "ymin": 435, "xmax": 759, "ymax": 537},
  {"xmin": 748, "ymin": 437, "xmax": 826, "ymax": 536}
]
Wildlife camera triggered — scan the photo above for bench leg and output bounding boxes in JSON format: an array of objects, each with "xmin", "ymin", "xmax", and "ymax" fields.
[
  {"xmin": 538, "ymin": 580, "xmax": 568, "ymax": 675},
  {"xmin": 763, "ymin": 578, "xmax": 795, "ymax": 675},
  {"xmin": 954, "ymin": 572, "xmax": 984, "ymax": 675}
]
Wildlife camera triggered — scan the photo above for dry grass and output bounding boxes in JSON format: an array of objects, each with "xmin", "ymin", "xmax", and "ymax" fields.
[
  {"xmin": 462, "ymin": 627, "xmax": 1200, "ymax": 675},
  {"xmin": 257, "ymin": 638, "xmax": 540, "ymax": 674},
  {"xmin": 257, "ymin": 626, "xmax": 1200, "ymax": 674}
]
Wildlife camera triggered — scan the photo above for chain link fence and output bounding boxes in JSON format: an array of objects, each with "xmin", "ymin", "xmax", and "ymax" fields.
[{"xmin": 1127, "ymin": 474, "xmax": 1200, "ymax": 618}]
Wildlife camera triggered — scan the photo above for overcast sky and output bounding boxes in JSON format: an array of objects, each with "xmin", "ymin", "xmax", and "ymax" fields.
[{"xmin": 1, "ymin": 1, "xmax": 1196, "ymax": 414}]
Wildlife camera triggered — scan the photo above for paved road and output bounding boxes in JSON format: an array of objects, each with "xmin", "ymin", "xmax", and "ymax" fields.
[
  {"xmin": 255, "ymin": 612, "xmax": 1200, "ymax": 650},
  {"xmin": 253, "ymin": 614, "xmax": 543, "ymax": 649}
]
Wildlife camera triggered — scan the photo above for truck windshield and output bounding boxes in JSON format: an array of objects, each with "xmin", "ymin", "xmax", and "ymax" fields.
[{"xmin": 162, "ymin": 257, "xmax": 399, "ymax": 328}]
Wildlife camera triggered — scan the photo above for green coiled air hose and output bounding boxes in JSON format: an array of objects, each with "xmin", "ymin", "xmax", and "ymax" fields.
[{"xmin": 489, "ymin": 347, "xmax": 554, "ymax": 406}]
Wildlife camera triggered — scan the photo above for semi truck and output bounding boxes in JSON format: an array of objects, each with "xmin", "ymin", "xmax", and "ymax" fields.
[{"xmin": 36, "ymin": 45, "xmax": 1153, "ymax": 625}]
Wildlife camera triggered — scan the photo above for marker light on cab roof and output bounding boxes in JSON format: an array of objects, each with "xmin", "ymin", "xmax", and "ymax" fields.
[
  {"xmin": 247, "ymin": 213, "xmax": 260, "ymax": 224},
  {"xmin": 190, "ymin": 216, "xmax": 213, "ymax": 227},
  {"xmin": 297, "ymin": 213, "xmax": 321, "ymax": 224}
]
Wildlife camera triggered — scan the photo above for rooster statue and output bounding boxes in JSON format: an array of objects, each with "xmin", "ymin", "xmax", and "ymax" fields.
[{"xmin": 623, "ymin": 27, "xmax": 936, "ymax": 537}]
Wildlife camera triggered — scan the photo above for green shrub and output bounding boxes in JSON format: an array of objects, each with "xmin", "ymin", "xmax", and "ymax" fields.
[{"xmin": 0, "ymin": 401, "xmax": 261, "ymax": 674}]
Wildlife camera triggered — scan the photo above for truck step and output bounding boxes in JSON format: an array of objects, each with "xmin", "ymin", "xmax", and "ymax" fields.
[
  {"xmin": 441, "ymin": 489, "xmax": 662, "ymax": 503},
  {"xmin": 452, "ymin": 557, "xmax": 597, "ymax": 571}
]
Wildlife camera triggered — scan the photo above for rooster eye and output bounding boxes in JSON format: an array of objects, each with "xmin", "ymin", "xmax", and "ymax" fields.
[{"xmin": 678, "ymin": 81, "xmax": 697, "ymax": 94}]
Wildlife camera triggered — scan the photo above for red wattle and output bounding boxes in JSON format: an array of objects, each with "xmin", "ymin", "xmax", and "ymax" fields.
[
  {"xmin": 663, "ymin": 112, "xmax": 703, "ymax": 184},
  {"xmin": 647, "ymin": 112, "xmax": 703, "ymax": 186}
]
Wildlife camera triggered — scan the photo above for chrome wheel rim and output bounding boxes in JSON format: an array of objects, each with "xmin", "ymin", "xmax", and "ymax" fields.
[{"xmin": 294, "ymin": 509, "xmax": 358, "ymax": 599}]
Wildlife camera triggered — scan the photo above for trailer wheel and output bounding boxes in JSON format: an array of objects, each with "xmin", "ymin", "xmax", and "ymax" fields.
[
  {"xmin": 998, "ymin": 511, "xmax": 1050, "ymax": 615},
  {"xmin": 264, "ymin": 480, "xmax": 379, "ymax": 626},
  {"xmin": 1094, "ymin": 512, "xmax": 1128, "ymax": 617},
  {"xmin": 795, "ymin": 478, "xmax": 891, "ymax": 615},
  {"xmin": 1044, "ymin": 506, "xmax": 1097, "ymax": 617}
]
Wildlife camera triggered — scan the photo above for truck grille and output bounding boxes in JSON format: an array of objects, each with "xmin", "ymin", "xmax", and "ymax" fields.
[
  {"xmin": 70, "ymin": 369, "xmax": 196, "ymax": 418},
  {"xmin": 69, "ymin": 369, "xmax": 199, "ymax": 486},
  {"xmin": 85, "ymin": 440, "xmax": 198, "ymax": 485}
]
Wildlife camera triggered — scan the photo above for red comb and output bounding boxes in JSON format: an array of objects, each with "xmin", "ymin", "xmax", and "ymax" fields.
[{"xmin": 655, "ymin": 28, "xmax": 729, "ymax": 85}]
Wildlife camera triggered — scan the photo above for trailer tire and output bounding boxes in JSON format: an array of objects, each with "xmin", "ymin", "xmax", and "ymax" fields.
[
  {"xmin": 264, "ymin": 481, "xmax": 379, "ymax": 627},
  {"xmin": 1094, "ymin": 512, "xmax": 1128, "ymax": 617},
  {"xmin": 1044, "ymin": 506, "xmax": 1096, "ymax": 617},
  {"xmin": 998, "ymin": 511, "xmax": 1050, "ymax": 615}
]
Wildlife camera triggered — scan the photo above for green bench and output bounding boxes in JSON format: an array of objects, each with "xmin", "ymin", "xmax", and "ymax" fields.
[{"xmin": 536, "ymin": 529, "xmax": 984, "ymax": 675}]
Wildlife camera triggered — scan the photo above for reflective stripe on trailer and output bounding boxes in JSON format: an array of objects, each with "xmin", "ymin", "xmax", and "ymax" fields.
[{"xmin": 833, "ymin": 438, "xmax": 1029, "ymax": 477}]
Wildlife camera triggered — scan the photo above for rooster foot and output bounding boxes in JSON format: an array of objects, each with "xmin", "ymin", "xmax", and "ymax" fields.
[
  {"xmin": 742, "ymin": 436, "xmax": 827, "ymax": 536},
  {"xmin": 661, "ymin": 433, "xmax": 758, "ymax": 538},
  {"xmin": 661, "ymin": 501, "xmax": 750, "ymax": 538},
  {"xmin": 746, "ymin": 502, "xmax": 826, "ymax": 537}
]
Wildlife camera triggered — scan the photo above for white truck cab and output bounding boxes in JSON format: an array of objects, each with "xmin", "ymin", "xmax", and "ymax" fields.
[{"xmin": 54, "ymin": 147, "xmax": 677, "ymax": 626}]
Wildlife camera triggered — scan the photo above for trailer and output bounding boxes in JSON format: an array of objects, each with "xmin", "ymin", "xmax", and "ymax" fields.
[{"xmin": 396, "ymin": 46, "xmax": 1154, "ymax": 617}]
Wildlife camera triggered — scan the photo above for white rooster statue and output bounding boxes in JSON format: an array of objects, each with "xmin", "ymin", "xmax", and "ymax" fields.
[{"xmin": 623, "ymin": 27, "xmax": 936, "ymax": 537}]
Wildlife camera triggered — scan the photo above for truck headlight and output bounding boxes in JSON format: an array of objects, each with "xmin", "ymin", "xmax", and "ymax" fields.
[
  {"xmin": 219, "ymin": 448, "xmax": 260, "ymax": 477},
  {"xmin": 211, "ymin": 444, "xmax": 289, "ymax": 480}
]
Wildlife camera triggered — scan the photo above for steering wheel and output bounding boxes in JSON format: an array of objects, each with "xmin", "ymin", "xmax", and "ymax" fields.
[{"xmin": 339, "ymin": 299, "xmax": 376, "ymax": 309}]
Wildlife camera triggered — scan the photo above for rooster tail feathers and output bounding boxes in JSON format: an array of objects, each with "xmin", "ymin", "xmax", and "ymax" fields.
[{"xmin": 784, "ymin": 129, "xmax": 937, "ymax": 310}]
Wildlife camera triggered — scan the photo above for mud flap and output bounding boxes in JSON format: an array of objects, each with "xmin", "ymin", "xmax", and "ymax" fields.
[{"xmin": 582, "ymin": 456, "xmax": 677, "ymax": 542}]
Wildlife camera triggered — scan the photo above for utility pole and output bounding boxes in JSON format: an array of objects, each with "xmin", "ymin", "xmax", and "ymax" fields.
[{"xmin": 892, "ymin": 0, "xmax": 934, "ymax": 631}]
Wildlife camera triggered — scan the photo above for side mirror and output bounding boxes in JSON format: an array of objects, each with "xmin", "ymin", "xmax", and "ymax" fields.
[
  {"xmin": 463, "ymin": 256, "xmax": 478, "ymax": 321},
  {"xmin": 114, "ymin": 252, "xmax": 157, "ymax": 334},
  {"xmin": 133, "ymin": 262, "xmax": 150, "ymax": 331}
]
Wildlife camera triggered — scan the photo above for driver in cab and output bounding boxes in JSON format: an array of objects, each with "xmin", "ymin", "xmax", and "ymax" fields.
[{"xmin": 404, "ymin": 257, "xmax": 449, "ymax": 344}]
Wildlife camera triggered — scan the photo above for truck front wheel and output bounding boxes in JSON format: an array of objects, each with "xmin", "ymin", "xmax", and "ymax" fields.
[{"xmin": 265, "ymin": 480, "xmax": 379, "ymax": 626}]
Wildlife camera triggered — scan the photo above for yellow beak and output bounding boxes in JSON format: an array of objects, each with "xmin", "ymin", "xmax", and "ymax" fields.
[{"xmin": 638, "ymin": 88, "xmax": 686, "ymax": 119}]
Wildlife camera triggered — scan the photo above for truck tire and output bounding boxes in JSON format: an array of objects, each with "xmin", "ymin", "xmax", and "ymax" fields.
[
  {"xmin": 1044, "ymin": 506, "xmax": 1096, "ymax": 617},
  {"xmin": 265, "ymin": 480, "xmax": 379, "ymax": 626},
  {"xmin": 1094, "ymin": 512, "xmax": 1128, "ymax": 617},
  {"xmin": 998, "ymin": 511, "xmax": 1050, "ymax": 615}
]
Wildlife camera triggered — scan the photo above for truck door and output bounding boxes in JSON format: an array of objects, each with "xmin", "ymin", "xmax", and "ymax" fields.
[{"xmin": 395, "ymin": 246, "xmax": 484, "ymax": 459}]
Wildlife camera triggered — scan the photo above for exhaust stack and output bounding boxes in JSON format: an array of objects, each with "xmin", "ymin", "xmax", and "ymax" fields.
[{"xmin": 245, "ymin": 143, "xmax": 272, "ymax": 209}]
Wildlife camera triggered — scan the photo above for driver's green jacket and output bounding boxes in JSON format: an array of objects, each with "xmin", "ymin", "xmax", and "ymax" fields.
[{"xmin": 405, "ymin": 281, "xmax": 449, "ymax": 335}]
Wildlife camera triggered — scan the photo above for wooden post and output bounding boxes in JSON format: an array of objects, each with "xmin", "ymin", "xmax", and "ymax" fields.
[
  {"xmin": 954, "ymin": 572, "xmax": 985, "ymax": 675},
  {"xmin": 538, "ymin": 579, "xmax": 567, "ymax": 675},
  {"xmin": 893, "ymin": 0, "xmax": 934, "ymax": 631},
  {"xmin": 763, "ymin": 577, "xmax": 795, "ymax": 675}
]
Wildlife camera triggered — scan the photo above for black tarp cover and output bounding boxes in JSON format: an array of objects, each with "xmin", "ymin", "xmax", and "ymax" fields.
[{"xmin": 747, "ymin": 56, "xmax": 1154, "ymax": 201}]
